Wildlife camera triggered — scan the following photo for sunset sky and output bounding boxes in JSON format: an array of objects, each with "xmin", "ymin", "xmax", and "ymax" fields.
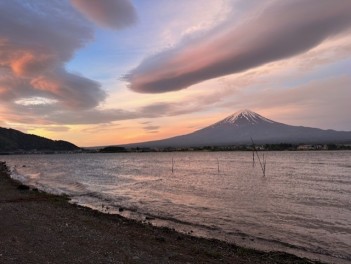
[{"xmin": 1, "ymin": 0, "xmax": 351, "ymax": 147}]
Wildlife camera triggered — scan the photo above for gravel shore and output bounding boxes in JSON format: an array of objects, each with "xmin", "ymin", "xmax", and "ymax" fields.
[{"xmin": 0, "ymin": 162, "xmax": 322, "ymax": 264}]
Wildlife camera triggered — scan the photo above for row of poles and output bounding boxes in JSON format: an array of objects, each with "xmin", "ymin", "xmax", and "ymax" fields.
[{"xmin": 171, "ymin": 138, "xmax": 266, "ymax": 177}]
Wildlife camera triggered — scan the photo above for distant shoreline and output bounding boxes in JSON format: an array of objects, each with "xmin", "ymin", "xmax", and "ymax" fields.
[
  {"xmin": 1, "ymin": 144, "xmax": 350, "ymax": 155},
  {"xmin": 0, "ymin": 161, "xmax": 323, "ymax": 264},
  {"xmin": 98, "ymin": 143, "xmax": 351, "ymax": 153}
]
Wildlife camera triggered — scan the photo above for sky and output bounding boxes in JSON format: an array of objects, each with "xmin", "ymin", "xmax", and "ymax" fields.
[{"xmin": 0, "ymin": 0, "xmax": 351, "ymax": 147}]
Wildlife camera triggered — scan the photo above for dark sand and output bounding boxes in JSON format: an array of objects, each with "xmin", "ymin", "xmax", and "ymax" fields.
[{"xmin": 0, "ymin": 162, "xmax": 321, "ymax": 264}]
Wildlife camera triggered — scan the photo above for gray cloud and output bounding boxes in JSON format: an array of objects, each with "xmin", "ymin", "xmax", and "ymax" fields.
[
  {"xmin": 24, "ymin": 126, "xmax": 71, "ymax": 133},
  {"xmin": 139, "ymin": 121, "xmax": 152, "ymax": 125},
  {"xmin": 126, "ymin": 0, "xmax": 351, "ymax": 93},
  {"xmin": 143, "ymin": 125, "xmax": 160, "ymax": 131},
  {"xmin": 82, "ymin": 123, "xmax": 122, "ymax": 133},
  {"xmin": 147, "ymin": 130, "xmax": 159, "ymax": 134},
  {"xmin": 47, "ymin": 101, "xmax": 195, "ymax": 124},
  {"xmin": 70, "ymin": 0, "xmax": 137, "ymax": 29},
  {"xmin": 4, "ymin": 87, "xmax": 225, "ymax": 125},
  {"xmin": 0, "ymin": 1, "xmax": 106, "ymax": 110},
  {"xmin": 30, "ymin": 69, "xmax": 105, "ymax": 109},
  {"xmin": 43, "ymin": 126, "xmax": 71, "ymax": 132},
  {"xmin": 49, "ymin": 109, "xmax": 138, "ymax": 125}
]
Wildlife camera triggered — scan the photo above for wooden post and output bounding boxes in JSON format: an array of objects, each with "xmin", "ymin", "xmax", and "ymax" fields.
[
  {"xmin": 171, "ymin": 157, "xmax": 174, "ymax": 173},
  {"xmin": 217, "ymin": 158, "xmax": 220, "ymax": 173},
  {"xmin": 252, "ymin": 150, "xmax": 255, "ymax": 167}
]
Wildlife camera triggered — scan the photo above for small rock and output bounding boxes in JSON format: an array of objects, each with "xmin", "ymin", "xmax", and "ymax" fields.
[{"xmin": 119, "ymin": 207, "xmax": 124, "ymax": 212}]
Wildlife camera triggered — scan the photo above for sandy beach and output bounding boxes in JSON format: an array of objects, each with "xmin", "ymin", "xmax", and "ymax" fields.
[{"xmin": 0, "ymin": 162, "xmax": 322, "ymax": 264}]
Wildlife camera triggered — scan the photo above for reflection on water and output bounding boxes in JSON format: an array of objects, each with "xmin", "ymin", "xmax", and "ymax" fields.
[{"xmin": 3, "ymin": 151, "xmax": 351, "ymax": 263}]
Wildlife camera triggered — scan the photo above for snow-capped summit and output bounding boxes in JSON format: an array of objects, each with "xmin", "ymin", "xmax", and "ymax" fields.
[
  {"xmin": 213, "ymin": 109, "xmax": 274, "ymax": 127},
  {"xmin": 125, "ymin": 110, "xmax": 351, "ymax": 147}
]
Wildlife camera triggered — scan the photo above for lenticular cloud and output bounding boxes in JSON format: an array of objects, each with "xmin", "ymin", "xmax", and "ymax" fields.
[{"xmin": 126, "ymin": 0, "xmax": 351, "ymax": 93}]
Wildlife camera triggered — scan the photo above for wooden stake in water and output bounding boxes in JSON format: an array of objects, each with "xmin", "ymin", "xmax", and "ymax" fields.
[
  {"xmin": 217, "ymin": 158, "xmax": 220, "ymax": 173},
  {"xmin": 251, "ymin": 137, "xmax": 266, "ymax": 177},
  {"xmin": 172, "ymin": 157, "xmax": 174, "ymax": 173},
  {"xmin": 252, "ymin": 150, "xmax": 255, "ymax": 167}
]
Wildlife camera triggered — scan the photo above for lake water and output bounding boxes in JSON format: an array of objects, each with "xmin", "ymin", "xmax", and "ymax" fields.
[{"xmin": 2, "ymin": 151, "xmax": 351, "ymax": 263}]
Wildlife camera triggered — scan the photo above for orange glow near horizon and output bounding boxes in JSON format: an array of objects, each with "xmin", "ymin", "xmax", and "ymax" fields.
[{"xmin": 19, "ymin": 112, "xmax": 223, "ymax": 147}]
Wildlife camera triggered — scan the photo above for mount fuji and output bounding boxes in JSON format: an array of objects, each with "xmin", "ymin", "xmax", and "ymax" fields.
[{"xmin": 125, "ymin": 110, "xmax": 351, "ymax": 148}]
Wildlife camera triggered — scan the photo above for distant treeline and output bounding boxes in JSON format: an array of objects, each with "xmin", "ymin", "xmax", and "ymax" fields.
[
  {"xmin": 98, "ymin": 143, "xmax": 351, "ymax": 153},
  {"xmin": 99, "ymin": 146, "xmax": 128, "ymax": 153}
]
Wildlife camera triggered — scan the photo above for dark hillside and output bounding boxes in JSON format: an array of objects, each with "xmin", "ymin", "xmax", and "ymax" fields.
[{"xmin": 0, "ymin": 127, "xmax": 79, "ymax": 151}]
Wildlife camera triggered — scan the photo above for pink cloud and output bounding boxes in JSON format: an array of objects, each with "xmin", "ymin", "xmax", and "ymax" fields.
[
  {"xmin": 10, "ymin": 52, "xmax": 57, "ymax": 77},
  {"xmin": 126, "ymin": 0, "xmax": 351, "ymax": 93}
]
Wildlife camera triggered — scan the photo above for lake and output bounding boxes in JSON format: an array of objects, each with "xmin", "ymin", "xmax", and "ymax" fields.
[{"xmin": 2, "ymin": 151, "xmax": 351, "ymax": 263}]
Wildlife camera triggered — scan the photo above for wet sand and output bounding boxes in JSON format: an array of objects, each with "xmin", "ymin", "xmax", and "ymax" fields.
[{"xmin": 0, "ymin": 162, "xmax": 322, "ymax": 264}]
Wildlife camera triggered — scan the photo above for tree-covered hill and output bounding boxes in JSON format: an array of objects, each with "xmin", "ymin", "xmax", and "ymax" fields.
[{"xmin": 0, "ymin": 127, "xmax": 79, "ymax": 152}]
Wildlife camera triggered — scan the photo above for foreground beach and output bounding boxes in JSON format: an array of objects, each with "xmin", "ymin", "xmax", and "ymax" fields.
[{"xmin": 0, "ymin": 162, "xmax": 322, "ymax": 264}]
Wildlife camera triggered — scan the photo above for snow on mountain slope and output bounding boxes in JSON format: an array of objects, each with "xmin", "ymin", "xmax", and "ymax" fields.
[{"xmin": 210, "ymin": 109, "xmax": 274, "ymax": 127}]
